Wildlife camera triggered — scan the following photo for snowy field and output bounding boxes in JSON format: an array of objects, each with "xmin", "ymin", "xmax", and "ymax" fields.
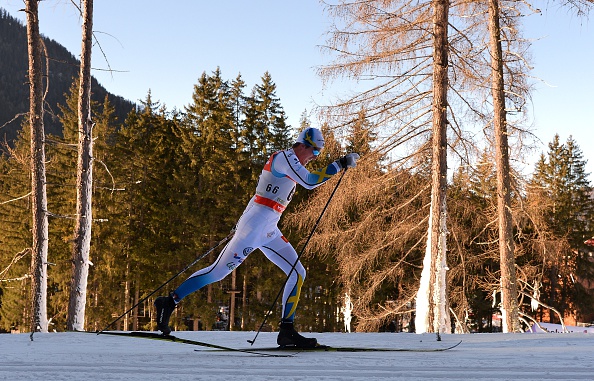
[{"xmin": 1, "ymin": 330, "xmax": 593, "ymax": 380}]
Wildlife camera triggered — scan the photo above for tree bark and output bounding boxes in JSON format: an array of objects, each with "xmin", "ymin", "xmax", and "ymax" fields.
[
  {"xmin": 487, "ymin": 0, "xmax": 521, "ymax": 333},
  {"xmin": 430, "ymin": 0, "xmax": 451, "ymax": 335},
  {"xmin": 416, "ymin": 0, "xmax": 451, "ymax": 334},
  {"xmin": 67, "ymin": 0, "xmax": 94, "ymax": 331},
  {"xmin": 26, "ymin": 0, "xmax": 49, "ymax": 334}
]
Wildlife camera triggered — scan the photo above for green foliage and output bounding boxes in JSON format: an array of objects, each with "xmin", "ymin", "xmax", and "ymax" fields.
[
  {"xmin": 524, "ymin": 135, "xmax": 594, "ymax": 321},
  {"xmin": 242, "ymin": 71, "xmax": 291, "ymax": 178},
  {"xmin": 0, "ymin": 128, "xmax": 31, "ymax": 332},
  {"xmin": 447, "ymin": 158, "xmax": 502, "ymax": 332}
]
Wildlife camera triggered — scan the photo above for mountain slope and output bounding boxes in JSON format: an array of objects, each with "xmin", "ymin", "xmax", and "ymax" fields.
[{"xmin": 0, "ymin": 8, "xmax": 135, "ymax": 145}]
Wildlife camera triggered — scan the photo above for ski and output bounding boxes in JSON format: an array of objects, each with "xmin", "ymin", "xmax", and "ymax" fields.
[
  {"xmin": 224, "ymin": 340, "xmax": 462, "ymax": 353},
  {"xmin": 95, "ymin": 331, "xmax": 292, "ymax": 357}
]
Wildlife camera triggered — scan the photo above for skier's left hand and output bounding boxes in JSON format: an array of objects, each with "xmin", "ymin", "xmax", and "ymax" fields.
[{"xmin": 338, "ymin": 153, "xmax": 360, "ymax": 169}]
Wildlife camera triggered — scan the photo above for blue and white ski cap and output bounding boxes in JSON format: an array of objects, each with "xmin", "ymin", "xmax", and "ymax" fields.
[{"xmin": 296, "ymin": 127, "xmax": 324, "ymax": 150}]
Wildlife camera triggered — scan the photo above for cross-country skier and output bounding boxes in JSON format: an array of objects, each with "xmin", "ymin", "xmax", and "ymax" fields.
[{"xmin": 155, "ymin": 127, "xmax": 359, "ymax": 348}]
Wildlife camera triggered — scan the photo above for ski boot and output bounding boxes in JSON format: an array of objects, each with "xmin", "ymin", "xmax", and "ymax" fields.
[
  {"xmin": 154, "ymin": 293, "xmax": 176, "ymax": 335},
  {"xmin": 277, "ymin": 320, "xmax": 317, "ymax": 348}
]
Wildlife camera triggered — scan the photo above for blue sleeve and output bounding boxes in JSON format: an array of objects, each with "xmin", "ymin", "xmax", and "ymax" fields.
[{"xmin": 273, "ymin": 150, "xmax": 341, "ymax": 190}]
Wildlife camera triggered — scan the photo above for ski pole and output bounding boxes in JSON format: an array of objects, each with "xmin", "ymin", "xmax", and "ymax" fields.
[
  {"xmin": 98, "ymin": 232, "xmax": 234, "ymax": 333},
  {"xmin": 248, "ymin": 168, "xmax": 348, "ymax": 345}
]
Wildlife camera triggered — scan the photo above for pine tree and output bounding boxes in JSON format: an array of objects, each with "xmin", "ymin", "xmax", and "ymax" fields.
[
  {"xmin": 243, "ymin": 72, "xmax": 293, "ymax": 176},
  {"xmin": 527, "ymin": 134, "xmax": 594, "ymax": 322},
  {"xmin": 185, "ymin": 68, "xmax": 241, "ymax": 233},
  {"xmin": 257, "ymin": 72, "xmax": 292, "ymax": 152},
  {"xmin": 45, "ymin": 81, "xmax": 79, "ymax": 330},
  {"xmin": 0, "ymin": 129, "xmax": 33, "ymax": 332},
  {"xmin": 40, "ymin": 78, "xmax": 119, "ymax": 331},
  {"xmin": 179, "ymin": 69, "xmax": 245, "ymax": 329},
  {"xmin": 448, "ymin": 153, "xmax": 503, "ymax": 332},
  {"xmin": 104, "ymin": 93, "xmax": 190, "ymax": 330}
]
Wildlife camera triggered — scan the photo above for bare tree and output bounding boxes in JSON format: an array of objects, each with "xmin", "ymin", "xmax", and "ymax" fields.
[
  {"xmin": 317, "ymin": 0, "xmax": 458, "ymax": 333},
  {"xmin": 487, "ymin": 0, "xmax": 521, "ymax": 333},
  {"xmin": 67, "ymin": 0, "xmax": 94, "ymax": 331},
  {"xmin": 415, "ymin": 0, "xmax": 451, "ymax": 335},
  {"xmin": 314, "ymin": 0, "xmax": 539, "ymax": 333},
  {"xmin": 25, "ymin": 0, "xmax": 49, "ymax": 333},
  {"xmin": 314, "ymin": 0, "xmax": 451, "ymax": 332}
]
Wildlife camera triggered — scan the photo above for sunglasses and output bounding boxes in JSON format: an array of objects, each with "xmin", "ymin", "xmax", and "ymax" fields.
[{"xmin": 304, "ymin": 143, "xmax": 320, "ymax": 156}]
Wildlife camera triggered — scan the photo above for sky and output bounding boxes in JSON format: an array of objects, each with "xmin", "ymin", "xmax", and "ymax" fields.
[
  {"xmin": 2, "ymin": 1, "xmax": 593, "ymax": 176},
  {"xmin": 3, "ymin": 330, "xmax": 594, "ymax": 380},
  {"xmin": 521, "ymin": 5, "xmax": 594, "ymax": 175}
]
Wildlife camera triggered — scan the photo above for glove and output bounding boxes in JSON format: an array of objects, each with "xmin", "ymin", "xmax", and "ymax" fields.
[{"xmin": 336, "ymin": 153, "xmax": 360, "ymax": 169}]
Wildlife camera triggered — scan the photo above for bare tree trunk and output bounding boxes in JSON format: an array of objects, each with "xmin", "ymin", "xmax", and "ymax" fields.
[
  {"xmin": 229, "ymin": 269, "xmax": 237, "ymax": 331},
  {"xmin": 26, "ymin": 0, "xmax": 49, "ymax": 334},
  {"xmin": 430, "ymin": 0, "xmax": 451, "ymax": 335},
  {"xmin": 67, "ymin": 0, "xmax": 94, "ymax": 331},
  {"xmin": 133, "ymin": 281, "xmax": 140, "ymax": 331},
  {"xmin": 415, "ymin": 0, "xmax": 451, "ymax": 335},
  {"xmin": 241, "ymin": 275, "xmax": 247, "ymax": 330},
  {"xmin": 487, "ymin": 0, "xmax": 520, "ymax": 333},
  {"xmin": 123, "ymin": 270, "xmax": 130, "ymax": 331},
  {"xmin": 415, "ymin": 207, "xmax": 434, "ymax": 333}
]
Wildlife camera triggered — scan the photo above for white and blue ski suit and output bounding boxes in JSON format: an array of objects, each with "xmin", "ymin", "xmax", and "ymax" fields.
[{"xmin": 173, "ymin": 148, "xmax": 342, "ymax": 322}]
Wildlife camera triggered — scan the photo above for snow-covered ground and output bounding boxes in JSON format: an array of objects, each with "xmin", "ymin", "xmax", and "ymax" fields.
[{"xmin": 1, "ymin": 330, "xmax": 593, "ymax": 380}]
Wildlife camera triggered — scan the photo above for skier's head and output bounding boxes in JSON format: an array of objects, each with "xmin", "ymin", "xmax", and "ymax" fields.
[
  {"xmin": 295, "ymin": 127, "xmax": 324, "ymax": 155},
  {"xmin": 294, "ymin": 127, "xmax": 324, "ymax": 165}
]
